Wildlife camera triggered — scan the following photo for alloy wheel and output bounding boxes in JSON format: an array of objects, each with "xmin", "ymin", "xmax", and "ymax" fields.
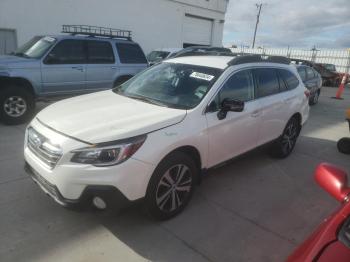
[
  {"xmin": 281, "ymin": 120, "xmax": 298, "ymax": 154},
  {"xmin": 155, "ymin": 164, "xmax": 192, "ymax": 212},
  {"xmin": 3, "ymin": 96, "xmax": 27, "ymax": 117}
]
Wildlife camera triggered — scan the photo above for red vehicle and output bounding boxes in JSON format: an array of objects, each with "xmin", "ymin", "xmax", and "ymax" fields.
[{"xmin": 287, "ymin": 163, "xmax": 350, "ymax": 262}]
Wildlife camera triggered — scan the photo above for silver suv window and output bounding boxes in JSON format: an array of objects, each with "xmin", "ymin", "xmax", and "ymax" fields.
[
  {"xmin": 44, "ymin": 40, "xmax": 86, "ymax": 64},
  {"xmin": 116, "ymin": 43, "xmax": 147, "ymax": 64}
]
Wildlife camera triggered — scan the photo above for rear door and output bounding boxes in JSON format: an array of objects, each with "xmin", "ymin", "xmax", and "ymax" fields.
[
  {"xmin": 85, "ymin": 40, "xmax": 116, "ymax": 90},
  {"xmin": 206, "ymin": 69, "xmax": 262, "ymax": 167},
  {"xmin": 254, "ymin": 67, "xmax": 288, "ymax": 145},
  {"xmin": 41, "ymin": 39, "xmax": 86, "ymax": 94}
]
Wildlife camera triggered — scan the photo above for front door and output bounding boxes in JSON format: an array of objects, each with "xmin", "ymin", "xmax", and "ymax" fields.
[
  {"xmin": 41, "ymin": 39, "xmax": 86, "ymax": 95},
  {"xmin": 205, "ymin": 69, "xmax": 262, "ymax": 167}
]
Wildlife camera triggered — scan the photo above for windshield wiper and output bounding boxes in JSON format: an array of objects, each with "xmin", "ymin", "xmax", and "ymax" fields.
[{"xmin": 126, "ymin": 94, "xmax": 169, "ymax": 107}]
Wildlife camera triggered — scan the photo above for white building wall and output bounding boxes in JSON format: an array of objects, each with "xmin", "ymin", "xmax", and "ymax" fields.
[{"xmin": 0, "ymin": 0, "xmax": 228, "ymax": 54}]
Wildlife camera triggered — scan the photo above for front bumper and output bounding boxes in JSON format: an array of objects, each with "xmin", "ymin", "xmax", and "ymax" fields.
[
  {"xmin": 24, "ymin": 118, "xmax": 156, "ymax": 206},
  {"xmin": 25, "ymin": 162, "xmax": 133, "ymax": 208}
]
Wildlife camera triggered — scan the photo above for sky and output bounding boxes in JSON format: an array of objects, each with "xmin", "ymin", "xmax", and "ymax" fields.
[{"xmin": 223, "ymin": 0, "xmax": 350, "ymax": 49}]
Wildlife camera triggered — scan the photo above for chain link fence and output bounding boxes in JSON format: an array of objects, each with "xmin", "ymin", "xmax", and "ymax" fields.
[{"xmin": 230, "ymin": 47, "xmax": 350, "ymax": 74}]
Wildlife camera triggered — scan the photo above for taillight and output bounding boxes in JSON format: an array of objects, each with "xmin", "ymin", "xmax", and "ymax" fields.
[{"xmin": 304, "ymin": 90, "xmax": 310, "ymax": 98}]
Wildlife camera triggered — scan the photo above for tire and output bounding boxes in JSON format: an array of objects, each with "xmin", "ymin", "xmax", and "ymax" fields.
[
  {"xmin": 0, "ymin": 85, "xmax": 35, "ymax": 125},
  {"xmin": 337, "ymin": 138, "xmax": 350, "ymax": 154},
  {"xmin": 309, "ymin": 90, "xmax": 320, "ymax": 106},
  {"xmin": 270, "ymin": 116, "xmax": 301, "ymax": 158},
  {"xmin": 145, "ymin": 152, "xmax": 198, "ymax": 220}
]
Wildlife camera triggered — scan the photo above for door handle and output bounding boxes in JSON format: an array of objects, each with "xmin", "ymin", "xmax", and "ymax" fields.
[
  {"xmin": 110, "ymin": 66, "xmax": 117, "ymax": 70},
  {"xmin": 251, "ymin": 110, "xmax": 261, "ymax": 117},
  {"xmin": 72, "ymin": 66, "xmax": 84, "ymax": 71}
]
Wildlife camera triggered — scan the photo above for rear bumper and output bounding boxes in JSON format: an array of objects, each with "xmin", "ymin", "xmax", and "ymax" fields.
[{"xmin": 25, "ymin": 162, "xmax": 132, "ymax": 208}]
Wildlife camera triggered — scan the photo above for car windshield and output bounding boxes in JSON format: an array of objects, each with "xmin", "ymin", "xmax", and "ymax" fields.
[
  {"xmin": 13, "ymin": 36, "xmax": 56, "ymax": 59},
  {"xmin": 147, "ymin": 51, "xmax": 170, "ymax": 62},
  {"xmin": 113, "ymin": 62, "xmax": 223, "ymax": 109}
]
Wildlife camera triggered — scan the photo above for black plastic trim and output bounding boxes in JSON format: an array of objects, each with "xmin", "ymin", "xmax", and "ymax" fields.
[{"xmin": 25, "ymin": 162, "xmax": 133, "ymax": 208}]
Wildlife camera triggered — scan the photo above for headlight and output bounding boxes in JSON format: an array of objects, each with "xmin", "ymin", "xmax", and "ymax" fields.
[{"xmin": 71, "ymin": 135, "xmax": 146, "ymax": 166}]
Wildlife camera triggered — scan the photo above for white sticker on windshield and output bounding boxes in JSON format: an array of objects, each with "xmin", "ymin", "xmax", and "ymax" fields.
[
  {"xmin": 190, "ymin": 72, "xmax": 214, "ymax": 81},
  {"xmin": 43, "ymin": 36, "xmax": 56, "ymax": 42}
]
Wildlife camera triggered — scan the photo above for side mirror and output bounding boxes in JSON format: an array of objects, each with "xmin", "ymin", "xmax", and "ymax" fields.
[
  {"xmin": 217, "ymin": 99, "xmax": 244, "ymax": 120},
  {"xmin": 45, "ymin": 53, "xmax": 58, "ymax": 64},
  {"xmin": 315, "ymin": 163, "xmax": 350, "ymax": 202}
]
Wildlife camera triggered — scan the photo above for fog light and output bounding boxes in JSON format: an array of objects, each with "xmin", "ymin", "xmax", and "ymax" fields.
[{"xmin": 92, "ymin": 196, "xmax": 107, "ymax": 210}]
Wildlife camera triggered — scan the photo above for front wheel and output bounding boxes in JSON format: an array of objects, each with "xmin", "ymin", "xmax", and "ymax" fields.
[
  {"xmin": 0, "ymin": 86, "xmax": 35, "ymax": 125},
  {"xmin": 270, "ymin": 117, "xmax": 300, "ymax": 158},
  {"xmin": 145, "ymin": 152, "xmax": 197, "ymax": 220}
]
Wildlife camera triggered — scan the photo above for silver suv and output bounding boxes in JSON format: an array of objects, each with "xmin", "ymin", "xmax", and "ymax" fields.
[{"xmin": 0, "ymin": 25, "xmax": 148, "ymax": 125}]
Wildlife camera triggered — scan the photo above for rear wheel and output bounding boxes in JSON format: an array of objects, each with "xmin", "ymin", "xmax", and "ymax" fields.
[
  {"xmin": 0, "ymin": 85, "xmax": 35, "ymax": 125},
  {"xmin": 309, "ymin": 90, "xmax": 320, "ymax": 105},
  {"xmin": 270, "ymin": 117, "xmax": 300, "ymax": 158},
  {"xmin": 145, "ymin": 152, "xmax": 197, "ymax": 220}
]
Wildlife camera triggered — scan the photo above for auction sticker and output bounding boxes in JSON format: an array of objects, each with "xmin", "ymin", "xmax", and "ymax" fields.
[{"xmin": 190, "ymin": 72, "xmax": 214, "ymax": 81}]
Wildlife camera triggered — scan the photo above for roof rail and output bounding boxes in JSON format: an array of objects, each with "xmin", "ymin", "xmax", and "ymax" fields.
[
  {"xmin": 62, "ymin": 25, "xmax": 132, "ymax": 40},
  {"xmin": 228, "ymin": 55, "xmax": 291, "ymax": 66}
]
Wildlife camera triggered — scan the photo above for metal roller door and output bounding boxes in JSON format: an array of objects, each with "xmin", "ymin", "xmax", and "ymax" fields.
[
  {"xmin": 183, "ymin": 15, "xmax": 213, "ymax": 47},
  {"xmin": 0, "ymin": 29, "xmax": 17, "ymax": 55}
]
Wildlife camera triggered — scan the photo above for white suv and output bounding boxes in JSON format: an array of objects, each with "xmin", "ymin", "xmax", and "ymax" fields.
[{"xmin": 24, "ymin": 55, "xmax": 309, "ymax": 219}]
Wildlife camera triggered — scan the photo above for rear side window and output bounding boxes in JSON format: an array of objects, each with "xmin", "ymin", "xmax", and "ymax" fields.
[
  {"xmin": 254, "ymin": 68, "xmax": 280, "ymax": 98},
  {"xmin": 278, "ymin": 69, "xmax": 299, "ymax": 90},
  {"xmin": 297, "ymin": 67, "xmax": 307, "ymax": 82},
  {"xmin": 219, "ymin": 70, "xmax": 255, "ymax": 102},
  {"xmin": 115, "ymin": 43, "xmax": 147, "ymax": 64},
  {"xmin": 87, "ymin": 41, "xmax": 115, "ymax": 64},
  {"xmin": 306, "ymin": 67, "xmax": 315, "ymax": 79},
  {"xmin": 45, "ymin": 39, "xmax": 86, "ymax": 64}
]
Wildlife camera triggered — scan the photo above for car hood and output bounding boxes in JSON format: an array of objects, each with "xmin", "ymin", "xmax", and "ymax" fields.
[
  {"xmin": 37, "ymin": 90, "xmax": 187, "ymax": 144},
  {"xmin": 0, "ymin": 55, "xmax": 38, "ymax": 69},
  {"xmin": 0, "ymin": 55, "xmax": 36, "ymax": 64}
]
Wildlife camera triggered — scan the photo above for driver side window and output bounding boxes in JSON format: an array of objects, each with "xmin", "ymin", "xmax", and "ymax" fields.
[{"xmin": 210, "ymin": 70, "xmax": 254, "ymax": 112}]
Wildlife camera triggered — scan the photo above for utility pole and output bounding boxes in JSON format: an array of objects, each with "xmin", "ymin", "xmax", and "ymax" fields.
[{"xmin": 252, "ymin": 3, "xmax": 263, "ymax": 49}]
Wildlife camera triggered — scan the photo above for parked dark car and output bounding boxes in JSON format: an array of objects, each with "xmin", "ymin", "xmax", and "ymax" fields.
[
  {"xmin": 296, "ymin": 65, "xmax": 322, "ymax": 105},
  {"xmin": 291, "ymin": 58, "xmax": 348, "ymax": 87}
]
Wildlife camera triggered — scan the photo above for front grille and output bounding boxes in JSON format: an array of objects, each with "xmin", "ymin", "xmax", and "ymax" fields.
[{"xmin": 27, "ymin": 127, "xmax": 62, "ymax": 169}]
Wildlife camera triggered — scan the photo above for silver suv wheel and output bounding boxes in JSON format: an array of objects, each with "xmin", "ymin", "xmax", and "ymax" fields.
[{"xmin": 3, "ymin": 96, "xmax": 27, "ymax": 117}]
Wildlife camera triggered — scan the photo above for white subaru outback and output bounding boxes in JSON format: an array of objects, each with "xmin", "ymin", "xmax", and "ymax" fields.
[{"xmin": 24, "ymin": 55, "xmax": 309, "ymax": 220}]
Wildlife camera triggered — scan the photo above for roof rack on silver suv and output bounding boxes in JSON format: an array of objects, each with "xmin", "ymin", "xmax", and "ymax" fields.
[
  {"xmin": 228, "ymin": 54, "xmax": 291, "ymax": 66},
  {"xmin": 62, "ymin": 25, "xmax": 132, "ymax": 40}
]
